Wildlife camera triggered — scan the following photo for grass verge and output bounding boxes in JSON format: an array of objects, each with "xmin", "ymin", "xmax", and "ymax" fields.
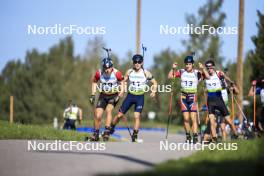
[
  {"xmin": 0, "ymin": 120, "xmax": 88, "ymax": 141},
  {"xmin": 80, "ymin": 119, "xmax": 183, "ymax": 133},
  {"xmin": 120, "ymin": 137, "xmax": 263, "ymax": 176}
]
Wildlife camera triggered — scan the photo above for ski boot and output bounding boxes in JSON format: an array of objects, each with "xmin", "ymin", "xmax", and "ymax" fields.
[
  {"xmin": 231, "ymin": 133, "xmax": 239, "ymax": 140},
  {"xmin": 193, "ymin": 133, "xmax": 199, "ymax": 144},
  {"xmin": 102, "ymin": 126, "xmax": 111, "ymax": 142},
  {"xmin": 211, "ymin": 137, "xmax": 218, "ymax": 143},
  {"xmin": 132, "ymin": 130, "xmax": 139, "ymax": 142},
  {"xmin": 185, "ymin": 133, "xmax": 192, "ymax": 143},
  {"xmin": 85, "ymin": 129, "xmax": 99, "ymax": 142},
  {"xmin": 109, "ymin": 123, "xmax": 116, "ymax": 135}
]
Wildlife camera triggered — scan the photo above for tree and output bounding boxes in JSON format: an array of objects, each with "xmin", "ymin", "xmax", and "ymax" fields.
[
  {"xmin": 149, "ymin": 49, "xmax": 182, "ymax": 123},
  {"xmin": 236, "ymin": 0, "xmax": 245, "ymax": 122},
  {"xmin": 183, "ymin": 0, "xmax": 226, "ymax": 66},
  {"xmin": 249, "ymin": 10, "xmax": 264, "ymax": 81}
]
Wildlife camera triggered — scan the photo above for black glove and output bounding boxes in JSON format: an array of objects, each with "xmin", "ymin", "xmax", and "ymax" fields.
[{"xmin": 89, "ymin": 95, "xmax": 95, "ymax": 105}]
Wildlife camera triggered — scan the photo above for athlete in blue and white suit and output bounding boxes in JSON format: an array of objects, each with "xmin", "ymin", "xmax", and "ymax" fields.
[{"xmin": 110, "ymin": 54, "xmax": 157, "ymax": 142}]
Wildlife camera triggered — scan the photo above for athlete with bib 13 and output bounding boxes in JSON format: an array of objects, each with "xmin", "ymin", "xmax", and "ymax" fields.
[{"xmin": 168, "ymin": 55, "xmax": 209, "ymax": 143}]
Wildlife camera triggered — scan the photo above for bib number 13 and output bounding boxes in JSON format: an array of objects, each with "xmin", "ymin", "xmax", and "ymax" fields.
[{"xmin": 183, "ymin": 81, "xmax": 193, "ymax": 86}]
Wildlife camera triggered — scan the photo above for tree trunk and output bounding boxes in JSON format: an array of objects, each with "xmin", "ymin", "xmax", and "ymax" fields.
[
  {"xmin": 236, "ymin": 0, "xmax": 244, "ymax": 122},
  {"xmin": 136, "ymin": 0, "xmax": 141, "ymax": 54}
]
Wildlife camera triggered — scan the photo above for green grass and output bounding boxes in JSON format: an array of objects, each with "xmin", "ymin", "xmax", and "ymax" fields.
[
  {"xmin": 121, "ymin": 137, "xmax": 263, "ymax": 176},
  {"xmin": 0, "ymin": 118, "xmax": 181, "ymax": 141},
  {"xmin": 0, "ymin": 120, "xmax": 89, "ymax": 141},
  {"xmin": 81, "ymin": 119, "xmax": 183, "ymax": 133}
]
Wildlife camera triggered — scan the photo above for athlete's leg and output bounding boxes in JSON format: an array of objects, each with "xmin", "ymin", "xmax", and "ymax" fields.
[
  {"xmin": 225, "ymin": 115, "xmax": 238, "ymax": 136},
  {"xmin": 258, "ymin": 107, "xmax": 264, "ymax": 132},
  {"xmin": 102, "ymin": 104, "xmax": 115, "ymax": 141},
  {"xmin": 183, "ymin": 112, "xmax": 191, "ymax": 132},
  {"xmin": 86, "ymin": 107, "xmax": 104, "ymax": 141},
  {"xmin": 130, "ymin": 112, "xmax": 141, "ymax": 142},
  {"xmin": 203, "ymin": 121, "xmax": 211, "ymax": 142},
  {"xmin": 190, "ymin": 112, "xmax": 198, "ymax": 134},
  {"xmin": 209, "ymin": 114, "xmax": 217, "ymax": 139},
  {"xmin": 93, "ymin": 94, "xmax": 107, "ymax": 131},
  {"xmin": 70, "ymin": 119, "xmax": 76, "ymax": 130},
  {"xmin": 63, "ymin": 119, "xmax": 70, "ymax": 130},
  {"xmin": 203, "ymin": 133, "xmax": 211, "ymax": 143},
  {"xmin": 220, "ymin": 122, "xmax": 227, "ymax": 141},
  {"xmin": 183, "ymin": 112, "xmax": 192, "ymax": 142},
  {"xmin": 105, "ymin": 104, "xmax": 114, "ymax": 127},
  {"xmin": 190, "ymin": 94, "xmax": 198, "ymax": 134},
  {"xmin": 258, "ymin": 121, "xmax": 264, "ymax": 131},
  {"xmin": 180, "ymin": 95, "xmax": 192, "ymax": 141},
  {"xmin": 94, "ymin": 108, "xmax": 104, "ymax": 130},
  {"xmin": 133, "ymin": 112, "xmax": 141, "ymax": 130},
  {"xmin": 110, "ymin": 94, "xmax": 133, "ymax": 134},
  {"xmin": 112, "ymin": 113, "xmax": 123, "ymax": 126},
  {"xmin": 190, "ymin": 112, "xmax": 199, "ymax": 143},
  {"xmin": 216, "ymin": 97, "xmax": 238, "ymax": 138},
  {"xmin": 131, "ymin": 95, "xmax": 144, "ymax": 142}
]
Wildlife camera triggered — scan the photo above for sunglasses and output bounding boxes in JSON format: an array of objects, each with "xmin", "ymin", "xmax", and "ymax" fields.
[
  {"xmin": 206, "ymin": 67, "xmax": 214, "ymax": 70},
  {"xmin": 133, "ymin": 61, "xmax": 143, "ymax": 64}
]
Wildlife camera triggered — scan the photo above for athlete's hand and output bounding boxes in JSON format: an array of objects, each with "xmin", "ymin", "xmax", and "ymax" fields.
[
  {"xmin": 198, "ymin": 62, "xmax": 205, "ymax": 69},
  {"xmin": 252, "ymin": 80, "xmax": 257, "ymax": 86},
  {"xmin": 150, "ymin": 91, "xmax": 156, "ymax": 98},
  {"xmin": 89, "ymin": 95, "xmax": 95, "ymax": 105},
  {"xmin": 172, "ymin": 63, "xmax": 178, "ymax": 69}
]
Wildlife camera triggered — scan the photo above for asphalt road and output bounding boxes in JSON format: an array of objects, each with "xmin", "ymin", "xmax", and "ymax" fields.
[{"xmin": 0, "ymin": 131, "xmax": 195, "ymax": 176}]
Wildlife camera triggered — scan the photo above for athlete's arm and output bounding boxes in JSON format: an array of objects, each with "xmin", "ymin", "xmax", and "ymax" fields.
[
  {"xmin": 221, "ymin": 72, "xmax": 234, "ymax": 84},
  {"xmin": 122, "ymin": 70, "xmax": 130, "ymax": 94},
  {"xmin": 168, "ymin": 63, "xmax": 180, "ymax": 79},
  {"xmin": 91, "ymin": 82, "xmax": 97, "ymax": 95},
  {"xmin": 116, "ymin": 70, "xmax": 125, "ymax": 97},
  {"xmin": 229, "ymin": 82, "xmax": 239, "ymax": 94},
  {"xmin": 150, "ymin": 78, "xmax": 157, "ymax": 97},
  {"xmin": 198, "ymin": 62, "xmax": 210, "ymax": 80},
  {"xmin": 78, "ymin": 108, "xmax": 83, "ymax": 124},
  {"xmin": 146, "ymin": 71, "xmax": 157, "ymax": 97},
  {"xmin": 248, "ymin": 80, "xmax": 257, "ymax": 97},
  {"xmin": 118, "ymin": 81, "xmax": 124, "ymax": 97},
  {"xmin": 79, "ymin": 108, "xmax": 83, "ymax": 120},
  {"xmin": 248, "ymin": 86, "xmax": 255, "ymax": 97},
  {"xmin": 91, "ymin": 70, "xmax": 100, "ymax": 95}
]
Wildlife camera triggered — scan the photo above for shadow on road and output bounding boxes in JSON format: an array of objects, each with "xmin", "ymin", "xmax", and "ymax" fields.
[{"xmin": 31, "ymin": 150, "xmax": 155, "ymax": 167}]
